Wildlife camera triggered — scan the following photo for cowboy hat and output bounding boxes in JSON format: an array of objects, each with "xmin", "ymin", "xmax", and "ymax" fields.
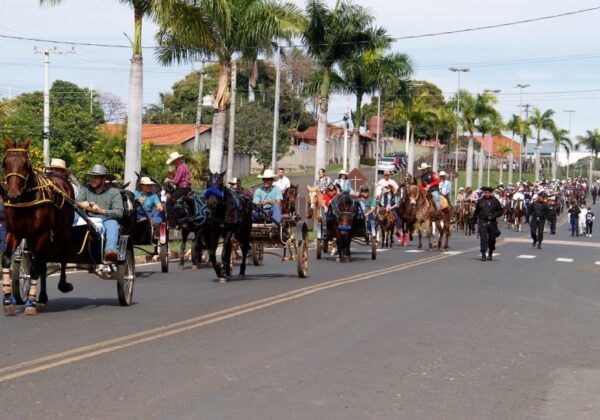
[
  {"xmin": 338, "ymin": 169, "xmax": 348, "ymax": 176},
  {"xmin": 459, "ymin": 187, "xmax": 465, "ymax": 192},
  {"xmin": 166, "ymin": 151, "xmax": 184, "ymax": 165},
  {"xmin": 228, "ymin": 177, "xmax": 240, "ymax": 185},
  {"xmin": 481, "ymin": 186, "xmax": 493, "ymax": 192},
  {"xmin": 258, "ymin": 169, "xmax": 276, "ymax": 179},
  {"xmin": 85, "ymin": 164, "xmax": 111, "ymax": 177},
  {"xmin": 46, "ymin": 158, "xmax": 70, "ymax": 173},
  {"xmin": 418, "ymin": 162, "xmax": 431, "ymax": 171},
  {"xmin": 439, "ymin": 170, "xmax": 447, "ymax": 176},
  {"xmin": 139, "ymin": 176, "xmax": 155, "ymax": 185}
]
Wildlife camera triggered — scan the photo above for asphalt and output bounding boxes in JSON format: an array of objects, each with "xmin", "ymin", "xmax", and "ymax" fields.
[{"xmin": 2, "ymin": 203, "xmax": 600, "ymax": 419}]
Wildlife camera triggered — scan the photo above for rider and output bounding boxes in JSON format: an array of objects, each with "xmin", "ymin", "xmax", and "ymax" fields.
[
  {"xmin": 273, "ymin": 168, "xmax": 290, "ymax": 193},
  {"xmin": 253, "ymin": 169, "xmax": 282, "ymax": 223},
  {"xmin": 380, "ymin": 184, "xmax": 402, "ymax": 236},
  {"xmin": 334, "ymin": 170, "xmax": 352, "ymax": 194},
  {"xmin": 376, "ymin": 170, "xmax": 399, "ymax": 198},
  {"xmin": 135, "ymin": 177, "xmax": 164, "ymax": 223},
  {"xmin": 76, "ymin": 164, "xmax": 124, "ymax": 263},
  {"xmin": 164, "ymin": 151, "xmax": 192, "ymax": 228},
  {"xmin": 418, "ymin": 162, "xmax": 441, "ymax": 211},
  {"xmin": 228, "ymin": 177, "xmax": 241, "ymax": 192},
  {"xmin": 471, "ymin": 186, "xmax": 503, "ymax": 261},
  {"xmin": 439, "ymin": 171, "xmax": 452, "ymax": 201},
  {"xmin": 315, "ymin": 168, "xmax": 331, "ymax": 193},
  {"xmin": 357, "ymin": 185, "xmax": 377, "ymax": 237},
  {"xmin": 322, "ymin": 183, "xmax": 339, "ymax": 240}
]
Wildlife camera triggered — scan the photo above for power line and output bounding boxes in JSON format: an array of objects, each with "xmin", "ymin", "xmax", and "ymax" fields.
[{"xmin": 0, "ymin": 6, "xmax": 599, "ymax": 49}]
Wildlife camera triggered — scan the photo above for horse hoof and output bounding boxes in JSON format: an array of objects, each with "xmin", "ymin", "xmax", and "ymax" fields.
[
  {"xmin": 192, "ymin": 264, "xmax": 200, "ymax": 271},
  {"xmin": 178, "ymin": 264, "xmax": 185, "ymax": 271},
  {"xmin": 58, "ymin": 282, "xmax": 74, "ymax": 294},
  {"xmin": 24, "ymin": 304, "xmax": 37, "ymax": 316},
  {"xmin": 219, "ymin": 277, "xmax": 228, "ymax": 284},
  {"xmin": 238, "ymin": 274, "xmax": 245, "ymax": 281},
  {"xmin": 3, "ymin": 304, "xmax": 16, "ymax": 316},
  {"xmin": 336, "ymin": 257, "xmax": 341, "ymax": 263}
]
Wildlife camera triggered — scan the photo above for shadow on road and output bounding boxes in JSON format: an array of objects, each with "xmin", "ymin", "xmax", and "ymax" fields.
[{"xmin": 39, "ymin": 297, "xmax": 130, "ymax": 313}]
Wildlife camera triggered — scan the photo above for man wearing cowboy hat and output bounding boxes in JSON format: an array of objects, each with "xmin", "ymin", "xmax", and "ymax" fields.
[
  {"xmin": 46, "ymin": 157, "xmax": 79, "ymax": 196},
  {"xmin": 164, "ymin": 151, "xmax": 192, "ymax": 228},
  {"xmin": 471, "ymin": 186, "xmax": 503, "ymax": 261},
  {"xmin": 527, "ymin": 192, "xmax": 550, "ymax": 249},
  {"xmin": 334, "ymin": 169, "xmax": 352, "ymax": 194},
  {"xmin": 376, "ymin": 170, "xmax": 399, "ymax": 198},
  {"xmin": 135, "ymin": 177, "xmax": 163, "ymax": 223},
  {"xmin": 418, "ymin": 162, "xmax": 441, "ymax": 210},
  {"xmin": 439, "ymin": 170, "xmax": 452, "ymax": 201},
  {"xmin": 76, "ymin": 164, "xmax": 124, "ymax": 263},
  {"xmin": 228, "ymin": 177, "xmax": 241, "ymax": 192},
  {"xmin": 253, "ymin": 169, "xmax": 282, "ymax": 223}
]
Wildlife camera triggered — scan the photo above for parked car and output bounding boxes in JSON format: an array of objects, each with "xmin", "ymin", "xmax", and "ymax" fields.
[{"xmin": 377, "ymin": 157, "xmax": 398, "ymax": 174}]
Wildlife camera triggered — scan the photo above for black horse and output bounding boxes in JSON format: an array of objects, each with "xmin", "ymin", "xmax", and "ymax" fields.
[
  {"xmin": 172, "ymin": 193, "xmax": 206, "ymax": 270},
  {"xmin": 203, "ymin": 171, "xmax": 252, "ymax": 282},
  {"xmin": 329, "ymin": 193, "xmax": 356, "ymax": 263}
]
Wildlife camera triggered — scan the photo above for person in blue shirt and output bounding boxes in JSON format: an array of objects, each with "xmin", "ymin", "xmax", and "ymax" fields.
[
  {"xmin": 135, "ymin": 177, "xmax": 164, "ymax": 223},
  {"xmin": 334, "ymin": 170, "xmax": 352, "ymax": 194},
  {"xmin": 439, "ymin": 171, "xmax": 452, "ymax": 200},
  {"xmin": 253, "ymin": 169, "xmax": 283, "ymax": 223}
]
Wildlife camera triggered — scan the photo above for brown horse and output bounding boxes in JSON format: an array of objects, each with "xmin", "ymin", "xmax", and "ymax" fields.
[
  {"xmin": 306, "ymin": 185, "xmax": 323, "ymax": 221},
  {"xmin": 2, "ymin": 136, "xmax": 75, "ymax": 316},
  {"xmin": 414, "ymin": 189, "xmax": 452, "ymax": 250},
  {"xmin": 397, "ymin": 184, "xmax": 417, "ymax": 246},
  {"xmin": 330, "ymin": 193, "xmax": 354, "ymax": 262},
  {"xmin": 281, "ymin": 184, "xmax": 299, "ymax": 219},
  {"xmin": 376, "ymin": 207, "xmax": 395, "ymax": 248},
  {"xmin": 512, "ymin": 199, "xmax": 526, "ymax": 232}
]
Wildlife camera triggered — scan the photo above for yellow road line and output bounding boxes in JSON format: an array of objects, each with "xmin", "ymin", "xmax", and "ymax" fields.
[{"xmin": 0, "ymin": 243, "xmax": 489, "ymax": 384}]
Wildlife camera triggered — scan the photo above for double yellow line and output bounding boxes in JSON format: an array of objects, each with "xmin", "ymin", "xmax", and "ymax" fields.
[{"xmin": 0, "ymin": 245, "xmax": 483, "ymax": 384}]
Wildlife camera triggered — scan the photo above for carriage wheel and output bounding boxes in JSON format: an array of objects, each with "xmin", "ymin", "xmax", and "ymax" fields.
[
  {"xmin": 316, "ymin": 238, "xmax": 322, "ymax": 260},
  {"xmin": 11, "ymin": 248, "xmax": 32, "ymax": 305},
  {"xmin": 159, "ymin": 244, "xmax": 169, "ymax": 273},
  {"xmin": 251, "ymin": 243, "xmax": 264, "ymax": 266},
  {"xmin": 116, "ymin": 250, "xmax": 135, "ymax": 306},
  {"xmin": 371, "ymin": 236, "xmax": 377, "ymax": 260},
  {"xmin": 297, "ymin": 240, "xmax": 309, "ymax": 278},
  {"xmin": 322, "ymin": 236, "xmax": 329, "ymax": 253}
]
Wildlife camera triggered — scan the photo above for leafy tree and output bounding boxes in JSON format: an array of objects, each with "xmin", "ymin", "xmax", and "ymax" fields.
[
  {"xmin": 548, "ymin": 127, "xmax": 572, "ymax": 180},
  {"xmin": 528, "ymin": 107, "xmax": 555, "ymax": 180},
  {"xmin": 576, "ymin": 129, "xmax": 600, "ymax": 181},
  {"xmin": 425, "ymin": 106, "xmax": 455, "ymax": 172},
  {"xmin": 497, "ymin": 144, "xmax": 512, "ymax": 185}
]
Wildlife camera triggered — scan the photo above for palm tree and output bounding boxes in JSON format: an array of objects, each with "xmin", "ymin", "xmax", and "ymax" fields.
[
  {"xmin": 528, "ymin": 107, "xmax": 555, "ymax": 181},
  {"xmin": 505, "ymin": 114, "xmax": 523, "ymax": 185},
  {"xmin": 497, "ymin": 144, "xmax": 512, "ymax": 185},
  {"xmin": 339, "ymin": 50, "xmax": 413, "ymax": 170},
  {"xmin": 425, "ymin": 106, "xmax": 455, "ymax": 172},
  {"xmin": 476, "ymin": 110, "xmax": 502, "ymax": 189},
  {"xmin": 156, "ymin": 0, "xmax": 304, "ymax": 173},
  {"xmin": 576, "ymin": 129, "xmax": 600, "ymax": 181},
  {"xmin": 40, "ymin": 0, "xmax": 175, "ymax": 187},
  {"xmin": 302, "ymin": 0, "xmax": 388, "ymax": 180},
  {"xmin": 548, "ymin": 127, "xmax": 572, "ymax": 180}
]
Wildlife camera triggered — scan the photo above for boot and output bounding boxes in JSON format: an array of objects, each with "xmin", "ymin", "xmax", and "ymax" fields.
[
  {"xmin": 487, "ymin": 251, "xmax": 493, "ymax": 261},
  {"xmin": 537, "ymin": 242, "xmax": 542, "ymax": 249},
  {"xmin": 481, "ymin": 252, "xmax": 487, "ymax": 262}
]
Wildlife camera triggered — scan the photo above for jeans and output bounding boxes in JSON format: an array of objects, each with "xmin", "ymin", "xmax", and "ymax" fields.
[
  {"xmin": 431, "ymin": 190, "xmax": 441, "ymax": 210},
  {"xmin": 254, "ymin": 205, "xmax": 282, "ymax": 224},
  {"xmin": 367, "ymin": 214, "xmax": 376, "ymax": 236},
  {"xmin": 317, "ymin": 208, "xmax": 327, "ymax": 239},
  {"xmin": 103, "ymin": 219, "xmax": 119, "ymax": 252},
  {"xmin": 391, "ymin": 208, "xmax": 402, "ymax": 229},
  {"xmin": 0, "ymin": 222, "xmax": 5, "ymax": 253}
]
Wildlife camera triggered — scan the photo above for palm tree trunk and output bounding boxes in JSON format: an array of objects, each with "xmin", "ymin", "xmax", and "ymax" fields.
[
  {"xmin": 226, "ymin": 60, "xmax": 237, "ymax": 181},
  {"xmin": 314, "ymin": 95, "xmax": 329, "ymax": 180},
  {"xmin": 590, "ymin": 152, "xmax": 594, "ymax": 181},
  {"xmin": 466, "ymin": 136, "xmax": 474, "ymax": 187},
  {"xmin": 508, "ymin": 150, "xmax": 514, "ymax": 185},
  {"xmin": 499, "ymin": 158, "xmax": 504, "ymax": 185},
  {"xmin": 552, "ymin": 146, "xmax": 558, "ymax": 180},
  {"xmin": 248, "ymin": 59, "xmax": 258, "ymax": 103},
  {"xmin": 408, "ymin": 131, "xmax": 415, "ymax": 175},
  {"xmin": 350, "ymin": 130, "xmax": 360, "ymax": 170},
  {"xmin": 535, "ymin": 131, "xmax": 542, "ymax": 181},
  {"xmin": 478, "ymin": 145, "xmax": 485, "ymax": 189},
  {"xmin": 209, "ymin": 63, "xmax": 231, "ymax": 172},
  {"xmin": 432, "ymin": 131, "xmax": 439, "ymax": 172}
]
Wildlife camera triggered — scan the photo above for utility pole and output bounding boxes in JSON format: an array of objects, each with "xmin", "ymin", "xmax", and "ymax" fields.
[
  {"xmin": 271, "ymin": 43, "xmax": 282, "ymax": 171},
  {"xmin": 343, "ymin": 95, "xmax": 350, "ymax": 171},
  {"xmin": 374, "ymin": 91, "xmax": 382, "ymax": 185},
  {"xmin": 227, "ymin": 60, "xmax": 237, "ymax": 182},
  {"xmin": 34, "ymin": 46, "xmax": 75, "ymax": 165},
  {"xmin": 564, "ymin": 110, "xmax": 576, "ymax": 179},
  {"xmin": 193, "ymin": 60, "xmax": 206, "ymax": 152},
  {"xmin": 515, "ymin": 84, "xmax": 530, "ymax": 183},
  {"xmin": 518, "ymin": 103, "xmax": 531, "ymax": 178}
]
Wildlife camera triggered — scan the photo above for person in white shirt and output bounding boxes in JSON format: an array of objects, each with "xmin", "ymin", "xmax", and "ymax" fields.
[
  {"xmin": 376, "ymin": 171, "xmax": 399, "ymax": 198},
  {"xmin": 578, "ymin": 203, "xmax": 588, "ymax": 236},
  {"xmin": 439, "ymin": 171, "xmax": 451, "ymax": 199},
  {"xmin": 273, "ymin": 168, "xmax": 291, "ymax": 193}
]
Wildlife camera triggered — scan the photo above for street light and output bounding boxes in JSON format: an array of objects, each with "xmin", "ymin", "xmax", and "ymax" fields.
[
  {"xmin": 564, "ymin": 109, "xmax": 576, "ymax": 178},
  {"xmin": 449, "ymin": 68, "xmax": 470, "ymax": 200},
  {"xmin": 483, "ymin": 88, "xmax": 501, "ymax": 186},
  {"xmin": 515, "ymin": 84, "xmax": 530, "ymax": 182}
]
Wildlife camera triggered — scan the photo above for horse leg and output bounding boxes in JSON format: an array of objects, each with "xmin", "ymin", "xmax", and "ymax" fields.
[
  {"xmin": 191, "ymin": 230, "xmax": 201, "ymax": 270},
  {"xmin": 222, "ymin": 231, "xmax": 233, "ymax": 279},
  {"xmin": 417, "ymin": 227, "xmax": 423, "ymax": 250},
  {"xmin": 426, "ymin": 222, "xmax": 433, "ymax": 250},
  {"xmin": 2, "ymin": 238, "xmax": 16, "ymax": 315},
  {"xmin": 335, "ymin": 234, "xmax": 342, "ymax": 263},
  {"xmin": 206, "ymin": 231, "xmax": 223, "ymax": 281},
  {"xmin": 56, "ymin": 248, "xmax": 73, "ymax": 295},
  {"xmin": 179, "ymin": 230, "xmax": 187, "ymax": 270}
]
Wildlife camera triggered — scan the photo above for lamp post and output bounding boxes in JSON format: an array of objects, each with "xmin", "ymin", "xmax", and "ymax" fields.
[
  {"xmin": 449, "ymin": 67, "xmax": 469, "ymax": 201},
  {"xmin": 483, "ymin": 88, "xmax": 501, "ymax": 186},
  {"xmin": 271, "ymin": 42, "xmax": 282, "ymax": 171},
  {"xmin": 563, "ymin": 109, "xmax": 576, "ymax": 179},
  {"xmin": 515, "ymin": 84, "xmax": 530, "ymax": 182},
  {"xmin": 374, "ymin": 90, "xmax": 382, "ymax": 185}
]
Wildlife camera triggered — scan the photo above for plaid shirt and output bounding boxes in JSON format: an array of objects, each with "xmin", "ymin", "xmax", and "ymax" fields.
[{"xmin": 76, "ymin": 185, "xmax": 124, "ymax": 220}]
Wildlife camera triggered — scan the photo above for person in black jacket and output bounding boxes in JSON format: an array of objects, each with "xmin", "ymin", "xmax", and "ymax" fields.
[
  {"xmin": 568, "ymin": 201, "xmax": 581, "ymax": 237},
  {"xmin": 528, "ymin": 193, "xmax": 550, "ymax": 249},
  {"xmin": 471, "ymin": 186, "xmax": 503, "ymax": 261},
  {"xmin": 546, "ymin": 196, "xmax": 559, "ymax": 234}
]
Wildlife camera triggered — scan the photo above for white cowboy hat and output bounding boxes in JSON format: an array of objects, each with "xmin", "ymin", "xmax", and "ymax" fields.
[
  {"xmin": 46, "ymin": 158, "xmax": 70, "ymax": 173},
  {"xmin": 418, "ymin": 162, "xmax": 431, "ymax": 171},
  {"xmin": 439, "ymin": 170, "xmax": 447, "ymax": 176},
  {"xmin": 258, "ymin": 169, "xmax": 276, "ymax": 179},
  {"xmin": 139, "ymin": 176, "xmax": 155, "ymax": 185},
  {"xmin": 338, "ymin": 169, "xmax": 348, "ymax": 176},
  {"xmin": 166, "ymin": 151, "xmax": 184, "ymax": 165},
  {"xmin": 228, "ymin": 177, "xmax": 240, "ymax": 184}
]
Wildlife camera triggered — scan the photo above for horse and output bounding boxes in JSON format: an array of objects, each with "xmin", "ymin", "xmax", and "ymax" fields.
[
  {"xmin": 513, "ymin": 199, "xmax": 526, "ymax": 232},
  {"xmin": 414, "ymin": 188, "xmax": 452, "ymax": 250},
  {"xmin": 281, "ymin": 184, "xmax": 299, "ymax": 220},
  {"xmin": 397, "ymin": 184, "xmax": 417, "ymax": 246},
  {"xmin": 329, "ymin": 193, "xmax": 355, "ymax": 262},
  {"xmin": 203, "ymin": 171, "xmax": 252, "ymax": 283},
  {"xmin": 376, "ymin": 206, "xmax": 395, "ymax": 248},
  {"xmin": 172, "ymin": 193, "xmax": 206, "ymax": 270},
  {"xmin": 2, "ymin": 136, "xmax": 75, "ymax": 316},
  {"xmin": 459, "ymin": 200, "xmax": 476, "ymax": 236},
  {"xmin": 306, "ymin": 185, "xmax": 323, "ymax": 221}
]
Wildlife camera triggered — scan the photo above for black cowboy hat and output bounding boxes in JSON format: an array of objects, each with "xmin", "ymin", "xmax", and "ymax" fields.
[{"xmin": 481, "ymin": 186, "xmax": 493, "ymax": 192}]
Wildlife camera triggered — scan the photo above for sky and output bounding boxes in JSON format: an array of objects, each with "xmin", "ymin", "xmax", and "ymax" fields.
[{"xmin": 1, "ymin": 0, "xmax": 599, "ymax": 147}]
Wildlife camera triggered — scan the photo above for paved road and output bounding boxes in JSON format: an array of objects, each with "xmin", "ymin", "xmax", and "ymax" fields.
[{"xmin": 2, "ymin": 205, "xmax": 600, "ymax": 419}]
